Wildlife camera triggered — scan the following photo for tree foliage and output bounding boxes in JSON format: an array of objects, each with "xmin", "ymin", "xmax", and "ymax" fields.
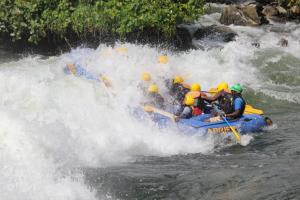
[
  {"xmin": 277, "ymin": 0, "xmax": 300, "ymax": 7},
  {"xmin": 0, "ymin": 0, "xmax": 205, "ymax": 44}
]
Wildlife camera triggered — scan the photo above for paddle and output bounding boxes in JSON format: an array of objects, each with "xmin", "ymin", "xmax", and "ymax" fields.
[
  {"xmin": 97, "ymin": 75, "xmax": 117, "ymax": 99},
  {"xmin": 244, "ymin": 104, "xmax": 264, "ymax": 115},
  {"xmin": 144, "ymin": 105, "xmax": 176, "ymax": 122},
  {"xmin": 206, "ymin": 88, "xmax": 218, "ymax": 94},
  {"xmin": 221, "ymin": 115, "xmax": 241, "ymax": 143}
]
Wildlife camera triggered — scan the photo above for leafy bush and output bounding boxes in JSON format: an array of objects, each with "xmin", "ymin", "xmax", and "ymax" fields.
[
  {"xmin": 0, "ymin": 0, "xmax": 205, "ymax": 44},
  {"xmin": 277, "ymin": 0, "xmax": 300, "ymax": 7}
]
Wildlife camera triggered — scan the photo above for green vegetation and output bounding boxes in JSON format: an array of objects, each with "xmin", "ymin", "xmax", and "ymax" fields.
[
  {"xmin": 0, "ymin": 0, "xmax": 205, "ymax": 44},
  {"xmin": 277, "ymin": 0, "xmax": 300, "ymax": 7}
]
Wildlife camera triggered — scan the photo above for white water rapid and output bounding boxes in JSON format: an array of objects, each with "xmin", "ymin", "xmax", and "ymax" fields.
[{"xmin": 0, "ymin": 16, "xmax": 299, "ymax": 199}]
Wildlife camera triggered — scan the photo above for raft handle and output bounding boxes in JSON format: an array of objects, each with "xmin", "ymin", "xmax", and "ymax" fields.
[{"xmin": 243, "ymin": 118, "xmax": 252, "ymax": 122}]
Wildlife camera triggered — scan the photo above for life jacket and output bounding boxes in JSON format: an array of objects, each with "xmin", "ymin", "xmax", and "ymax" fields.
[
  {"xmin": 218, "ymin": 92, "xmax": 246, "ymax": 118},
  {"xmin": 218, "ymin": 91, "xmax": 234, "ymax": 114}
]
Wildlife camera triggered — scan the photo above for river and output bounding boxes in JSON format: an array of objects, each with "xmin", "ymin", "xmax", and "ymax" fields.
[{"xmin": 0, "ymin": 9, "xmax": 299, "ymax": 200}]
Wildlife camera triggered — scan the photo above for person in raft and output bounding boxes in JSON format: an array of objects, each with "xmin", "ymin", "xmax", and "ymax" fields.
[
  {"xmin": 168, "ymin": 76, "xmax": 190, "ymax": 104},
  {"xmin": 224, "ymin": 84, "xmax": 246, "ymax": 119},
  {"xmin": 146, "ymin": 84, "xmax": 165, "ymax": 109},
  {"xmin": 138, "ymin": 72, "xmax": 152, "ymax": 95},
  {"xmin": 185, "ymin": 83, "xmax": 207, "ymax": 116},
  {"xmin": 175, "ymin": 94, "xmax": 196, "ymax": 121},
  {"xmin": 202, "ymin": 82, "xmax": 233, "ymax": 115},
  {"xmin": 203, "ymin": 83, "xmax": 246, "ymax": 119}
]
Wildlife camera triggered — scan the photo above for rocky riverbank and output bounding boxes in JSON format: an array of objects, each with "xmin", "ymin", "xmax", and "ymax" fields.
[
  {"xmin": 175, "ymin": 0, "xmax": 299, "ymax": 50},
  {"xmin": 220, "ymin": 1, "xmax": 299, "ymax": 26}
]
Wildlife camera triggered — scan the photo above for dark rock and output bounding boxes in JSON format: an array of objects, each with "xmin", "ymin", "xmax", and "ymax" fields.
[
  {"xmin": 261, "ymin": 5, "xmax": 288, "ymax": 22},
  {"xmin": 220, "ymin": 3, "xmax": 268, "ymax": 26},
  {"xmin": 289, "ymin": 6, "xmax": 300, "ymax": 19},
  {"xmin": 174, "ymin": 24, "xmax": 238, "ymax": 50},
  {"xmin": 220, "ymin": 6, "xmax": 245, "ymax": 25},
  {"xmin": 252, "ymin": 42, "xmax": 260, "ymax": 48},
  {"xmin": 255, "ymin": 0, "xmax": 274, "ymax": 5},
  {"xmin": 278, "ymin": 38, "xmax": 288, "ymax": 47},
  {"xmin": 260, "ymin": 4, "xmax": 299, "ymax": 21},
  {"xmin": 290, "ymin": 6, "xmax": 300, "ymax": 14},
  {"xmin": 276, "ymin": 6, "xmax": 288, "ymax": 15},
  {"xmin": 175, "ymin": 23, "xmax": 206, "ymax": 50},
  {"xmin": 262, "ymin": 5, "xmax": 279, "ymax": 17},
  {"xmin": 175, "ymin": 24, "xmax": 194, "ymax": 50},
  {"xmin": 193, "ymin": 25, "xmax": 237, "ymax": 42},
  {"xmin": 242, "ymin": 3, "xmax": 261, "ymax": 23}
]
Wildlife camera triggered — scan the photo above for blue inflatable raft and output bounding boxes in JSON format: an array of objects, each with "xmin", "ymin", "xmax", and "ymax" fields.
[
  {"xmin": 133, "ymin": 107, "xmax": 272, "ymax": 136},
  {"xmin": 64, "ymin": 63, "xmax": 272, "ymax": 136}
]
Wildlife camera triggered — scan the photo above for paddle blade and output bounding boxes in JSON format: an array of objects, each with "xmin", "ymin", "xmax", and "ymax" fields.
[
  {"xmin": 116, "ymin": 47, "xmax": 128, "ymax": 54},
  {"xmin": 144, "ymin": 105, "xmax": 176, "ymax": 122},
  {"xmin": 231, "ymin": 127, "xmax": 241, "ymax": 142},
  {"xmin": 221, "ymin": 116, "xmax": 241, "ymax": 143},
  {"xmin": 99, "ymin": 75, "xmax": 112, "ymax": 88},
  {"xmin": 144, "ymin": 105, "xmax": 154, "ymax": 112},
  {"xmin": 244, "ymin": 105, "xmax": 264, "ymax": 115},
  {"xmin": 206, "ymin": 88, "xmax": 218, "ymax": 95}
]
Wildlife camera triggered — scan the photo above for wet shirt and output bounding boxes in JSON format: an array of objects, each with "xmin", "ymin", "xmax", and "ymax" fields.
[
  {"xmin": 232, "ymin": 96, "xmax": 246, "ymax": 119},
  {"xmin": 234, "ymin": 97, "xmax": 244, "ymax": 111}
]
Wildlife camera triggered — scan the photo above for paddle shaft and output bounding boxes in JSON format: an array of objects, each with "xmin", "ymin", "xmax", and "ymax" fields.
[
  {"xmin": 144, "ymin": 105, "xmax": 176, "ymax": 122},
  {"xmin": 221, "ymin": 115, "xmax": 241, "ymax": 143}
]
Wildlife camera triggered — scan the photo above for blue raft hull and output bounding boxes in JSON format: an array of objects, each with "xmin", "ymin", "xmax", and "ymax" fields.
[
  {"xmin": 134, "ymin": 108, "xmax": 270, "ymax": 136},
  {"xmin": 64, "ymin": 64, "xmax": 100, "ymax": 81}
]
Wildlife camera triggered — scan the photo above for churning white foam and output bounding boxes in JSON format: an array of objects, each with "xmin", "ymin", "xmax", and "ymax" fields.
[
  {"xmin": 0, "ymin": 51, "xmax": 215, "ymax": 199},
  {"xmin": 0, "ymin": 111, "xmax": 97, "ymax": 200}
]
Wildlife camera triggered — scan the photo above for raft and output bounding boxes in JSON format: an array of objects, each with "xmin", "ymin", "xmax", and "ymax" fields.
[
  {"xmin": 64, "ymin": 63, "xmax": 272, "ymax": 136},
  {"xmin": 134, "ymin": 107, "xmax": 272, "ymax": 136}
]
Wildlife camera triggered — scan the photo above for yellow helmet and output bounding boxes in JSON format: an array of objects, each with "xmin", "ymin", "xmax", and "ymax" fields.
[
  {"xmin": 184, "ymin": 95, "xmax": 195, "ymax": 106},
  {"xmin": 148, "ymin": 84, "xmax": 159, "ymax": 93},
  {"xmin": 173, "ymin": 76, "xmax": 184, "ymax": 84},
  {"xmin": 191, "ymin": 83, "xmax": 201, "ymax": 92},
  {"xmin": 116, "ymin": 47, "xmax": 128, "ymax": 53},
  {"xmin": 158, "ymin": 55, "xmax": 168, "ymax": 64},
  {"xmin": 217, "ymin": 82, "xmax": 229, "ymax": 92},
  {"xmin": 141, "ymin": 72, "xmax": 151, "ymax": 81}
]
